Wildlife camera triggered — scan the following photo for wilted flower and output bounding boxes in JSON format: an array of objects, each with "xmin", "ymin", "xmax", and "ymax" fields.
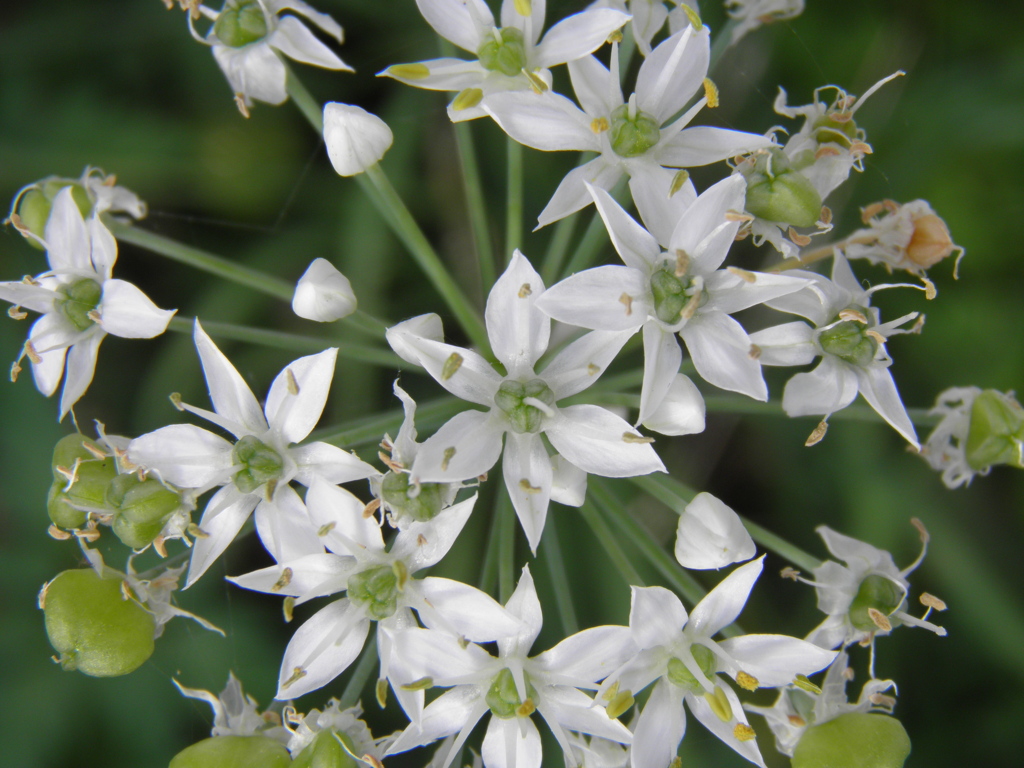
[{"xmin": 844, "ymin": 199, "xmax": 963, "ymax": 278}]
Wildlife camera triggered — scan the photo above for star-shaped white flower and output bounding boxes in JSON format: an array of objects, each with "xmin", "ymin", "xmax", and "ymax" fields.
[
  {"xmin": 386, "ymin": 566, "xmax": 637, "ymax": 768},
  {"xmin": 484, "ymin": 25, "xmax": 771, "ymax": 227},
  {"xmin": 128, "ymin": 320, "xmax": 377, "ymax": 586},
  {"xmin": 380, "ymin": 0, "xmax": 629, "ymax": 122},
  {"xmin": 387, "ymin": 251, "xmax": 665, "ymax": 553},
  {"xmin": 536, "ymin": 176, "xmax": 809, "ymax": 428},
  {"xmin": 190, "ymin": 0, "xmax": 352, "ymax": 112},
  {"xmin": 600, "ymin": 558, "xmax": 836, "ymax": 768},
  {"xmin": 0, "ymin": 188, "xmax": 175, "ymax": 418}
]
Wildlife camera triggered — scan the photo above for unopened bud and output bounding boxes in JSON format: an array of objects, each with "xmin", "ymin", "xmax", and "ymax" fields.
[
  {"xmin": 292, "ymin": 258, "xmax": 357, "ymax": 322},
  {"xmin": 323, "ymin": 103, "xmax": 394, "ymax": 177},
  {"xmin": 792, "ymin": 712, "xmax": 911, "ymax": 768}
]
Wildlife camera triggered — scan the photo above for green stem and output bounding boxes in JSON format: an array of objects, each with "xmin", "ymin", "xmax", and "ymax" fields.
[
  {"xmin": 708, "ymin": 19, "xmax": 742, "ymax": 76},
  {"xmin": 166, "ymin": 316, "xmax": 400, "ymax": 367},
  {"xmin": 360, "ymin": 165, "xmax": 490, "ymax": 353},
  {"xmin": 453, "ymin": 120, "xmax": 496, "ymax": 294},
  {"xmin": 478, "ymin": 497, "xmax": 503, "ymax": 597},
  {"xmin": 703, "ymin": 395, "xmax": 940, "ymax": 427},
  {"xmin": 540, "ymin": 208, "xmax": 577, "ymax": 285},
  {"xmin": 540, "ymin": 516, "xmax": 579, "ymax": 636},
  {"xmin": 286, "ymin": 67, "xmax": 323, "ymax": 132},
  {"xmin": 506, "ymin": 137, "xmax": 523, "ymax": 261},
  {"xmin": 578, "ymin": 499, "xmax": 644, "ymax": 587},
  {"xmin": 307, "ymin": 396, "xmax": 466, "ymax": 448},
  {"xmin": 559, "ymin": 177, "xmax": 627, "ymax": 280},
  {"xmin": 339, "ymin": 633, "xmax": 378, "ymax": 709},
  {"xmin": 497, "ymin": 490, "xmax": 517, "ymax": 604},
  {"xmin": 108, "ymin": 222, "xmax": 294, "ymax": 302}
]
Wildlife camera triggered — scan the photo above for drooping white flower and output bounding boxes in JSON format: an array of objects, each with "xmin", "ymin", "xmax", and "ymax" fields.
[
  {"xmin": 189, "ymin": 0, "xmax": 352, "ymax": 113},
  {"xmin": 0, "ymin": 188, "xmax": 175, "ymax": 418},
  {"xmin": 380, "ymin": 0, "xmax": 630, "ymax": 122},
  {"xmin": 323, "ymin": 103, "xmax": 394, "ymax": 176},
  {"xmin": 386, "ymin": 566, "xmax": 637, "ymax": 768},
  {"xmin": 292, "ymin": 257, "xmax": 357, "ymax": 321},
  {"xmin": 674, "ymin": 492, "xmax": 756, "ymax": 570},
  {"xmin": 748, "ymin": 254, "xmax": 923, "ymax": 446},
  {"xmin": 599, "ymin": 559, "xmax": 836, "ymax": 768},
  {"xmin": 724, "ymin": 0, "xmax": 805, "ymax": 45},
  {"xmin": 535, "ymin": 177, "xmax": 809, "ymax": 427},
  {"xmin": 387, "ymin": 251, "xmax": 665, "ymax": 553},
  {"xmin": 484, "ymin": 25, "xmax": 771, "ymax": 227},
  {"xmin": 844, "ymin": 199, "xmax": 963, "ymax": 278},
  {"xmin": 174, "ymin": 672, "xmax": 289, "ymax": 741},
  {"xmin": 127, "ymin": 321, "xmax": 377, "ymax": 586}
]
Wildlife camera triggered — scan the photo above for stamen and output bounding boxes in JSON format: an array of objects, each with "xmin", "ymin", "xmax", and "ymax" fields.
[
  {"xmin": 868, "ymin": 607, "xmax": 893, "ymax": 632},
  {"xmin": 234, "ymin": 94, "xmax": 250, "ymax": 118},
  {"xmin": 441, "ymin": 447, "xmax": 456, "ymax": 471},
  {"xmin": 283, "ymin": 597, "xmax": 295, "ymax": 622},
  {"xmin": 362, "ymin": 498, "xmax": 381, "ymax": 519},
  {"xmin": 728, "ymin": 266, "xmax": 757, "ymax": 283},
  {"xmin": 734, "ymin": 723, "xmax": 756, "ymax": 741},
  {"xmin": 519, "ymin": 478, "xmax": 541, "ymax": 493},
  {"xmin": 675, "ymin": 249, "xmax": 690, "ymax": 276},
  {"xmin": 622, "ymin": 432, "xmax": 655, "ymax": 444},
  {"xmin": 892, "ymin": 609, "xmax": 946, "ymax": 636},
  {"xmin": 703, "ymin": 78, "xmax": 719, "ymax": 108},
  {"xmin": 400, "ymin": 676, "xmax": 434, "ymax": 691},
  {"xmin": 670, "ymin": 170, "xmax": 690, "ymax": 197},
  {"xmin": 788, "ymin": 228, "xmax": 812, "ymax": 247},
  {"xmin": 920, "ymin": 592, "xmax": 947, "ymax": 611},
  {"xmin": 704, "ymin": 685, "xmax": 733, "ymax": 721},
  {"xmin": 587, "ymin": 363, "xmax": 600, "ymax": 376},
  {"xmin": 591, "ymin": 117, "xmax": 609, "ymax": 133},
  {"xmin": 518, "ymin": 283, "xmax": 533, "ymax": 298},
  {"xmin": 7, "ymin": 306, "xmax": 27, "ymax": 320},
  {"xmin": 839, "ymin": 308, "xmax": 869, "ymax": 324},
  {"xmin": 23, "ymin": 341, "xmax": 42, "ymax": 365},
  {"xmin": 787, "ymin": 714, "xmax": 807, "ymax": 727},
  {"xmin": 187, "ymin": 522, "xmax": 209, "ymax": 539},
  {"xmin": 271, "ymin": 568, "xmax": 293, "ymax": 592},
  {"xmin": 619, "ymin": 293, "xmax": 633, "ymax": 315},
  {"xmin": 736, "ymin": 671, "xmax": 759, "ymax": 691},
  {"xmin": 48, "ymin": 524, "xmax": 72, "ymax": 540},
  {"xmin": 805, "ymin": 419, "xmax": 829, "ymax": 446},
  {"xmin": 793, "ymin": 674, "xmax": 822, "ymax": 694},
  {"xmin": 748, "ymin": 344, "xmax": 762, "ymax": 360},
  {"xmin": 376, "ymin": 678, "xmax": 388, "ymax": 708},
  {"xmin": 286, "ymin": 368, "xmax": 299, "ymax": 395},
  {"xmin": 441, "ymin": 352, "xmax": 463, "ymax": 381},
  {"xmin": 281, "ymin": 666, "xmax": 307, "ymax": 689}
]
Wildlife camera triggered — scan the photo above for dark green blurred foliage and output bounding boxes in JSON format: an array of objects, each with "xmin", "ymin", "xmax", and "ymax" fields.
[{"xmin": 1, "ymin": 1, "xmax": 1023, "ymax": 767}]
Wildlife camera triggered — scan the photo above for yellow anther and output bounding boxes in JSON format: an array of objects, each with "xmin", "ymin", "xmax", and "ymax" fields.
[
  {"xmin": 787, "ymin": 714, "xmax": 807, "ymax": 727},
  {"xmin": 838, "ymin": 308, "xmax": 869, "ymax": 324},
  {"xmin": 679, "ymin": 291, "xmax": 701, "ymax": 320},
  {"xmin": 675, "ymin": 249, "xmax": 690, "ymax": 277},
  {"xmin": 607, "ymin": 29, "xmax": 623, "ymax": 44},
  {"xmin": 187, "ymin": 522, "xmax": 210, "ymax": 539},
  {"xmin": 619, "ymin": 293, "xmax": 634, "ymax": 315},
  {"xmin": 793, "ymin": 674, "xmax": 822, "ymax": 694},
  {"xmin": 376, "ymin": 678, "xmax": 389, "ymax": 708},
  {"xmin": 514, "ymin": 0, "xmax": 532, "ymax": 16},
  {"xmin": 728, "ymin": 266, "xmax": 757, "ymax": 283},
  {"xmin": 788, "ymin": 228, "xmax": 812, "ymax": 246},
  {"xmin": 234, "ymin": 94, "xmax": 251, "ymax": 119},
  {"xmin": 591, "ymin": 117, "xmax": 610, "ymax": 133},
  {"xmin": 868, "ymin": 607, "xmax": 893, "ymax": 632},
  {"xmin": 622, "ymin": 432, "xmax": 655, "ymax": 444},
  {"xmin": 281, "ymin": 666, "xmax": 307, "ymax": 689},
  {"xmin": 23, "ymin": 341, "xmax": 42, "ymax": 365},
  {"xmin": 442, "ymin": 352, "xmax": 463, "ymax": 381},
  {"xmin": 805, "ymin": 419, "xmax": 829, "ymax": 447},
  {"xmin": 48, "ymin": 524, "xmax": 72, "ymax": 540},
  {"xmin": 587, "ymin": 363, "xmax": 601, "ymax": 376},
  {"xmin": 922, "ymin": 276, "xmax": 937, "ymax": 301},
  {"xmin": 363, "ymin": 498, "xmax": 381, "ymax": 519},
  {"xmin": 705, "ymin": 685, "xmax": 733, "ymax": 722},
  {"xmin": 518, "ymin": 283, "xmax": 533, "ymax": 298},
  {"xmin": 453, "ymin": 88, "xmax": 484, "ymax": 111},
  {"xmin": 725, "ymin": 209, "xmax": 755, "ymax": 222},
  {"xmin": 865, "ymin": 330, "xmax": 887, "ymax": 345},
  {"xmin": 7, "ymin": 306, "xmax": 27, "ymax": 320},
  {"xmin": 820, "ymin": 205, "xmax": 833, "ymax": 225},
  {"xmin": 169, "ymin": 392, "xmax": 185, "ymax": 411},
  {"xmin": 736, "ymin": 671, "xmax": 759, "ymax": 691},
  {"xmin": 387, "ymin": 63, "xmax": 430, "ymax": 80},
  {"xmin": 271, "ymin": 568, "xmax": 293, "ymax": 592},
  {"xmin": 523, "ymin": 69, "xmax": 548, "ymax": 94},
  {"xmin": 393, "ymin": 559, "xmax": 410, "ymax": 589},
  {"xmin": 417, "ymin": 533, "xmax": 427, "ymax": 546},
  {"xmin": 670, "ymin": 170, "xmax": 690, "ymax": 197},
  {"xmin": 748, "ymin": 344, "xmax": 762, "ymax": 360},
  {"xmin": 517, "ymin": 698, "xmax": 537, "ymax": 717},
  {"xmin": 10, "ymin": 361, "xmax": 22, "ymax": 382},
  {"xmin": 265, "ymin": 478, "xmax": 278, "ymax": 501},
  {"xmin": 703, "ymin": 78, "xmax": 719, "ymax": 108},
  {"xmin": 920, "ymin": 592, "xmax": 947, "ymax": 611},
  {"xmin": 520, "ymin": 478, "xmax": 542, "ymax": 493},
  {"xmin": 606, "ymin": 689, "xmax": 635, "ymax": 719},
  {"xmin": 780, "ymin": 567, "xmax": 801, "ymax": 580},
  {"xmin": 317, "ymin": 521, "xmax": 336, "ymax": 537},
  {"xmin": 681, "ymin": 4, "xmax": 702, "ymax": 29},
  {"xmin": 283, "ymin": 596, "xmax": 295, "ymax": 623},
  {"xmin": 286, "ymin": 368, "xmax": 300, "ymax": 395},
  {"xmin": 400, "ymin": 676, "xmax": 434, "ymax": 691},
  {"xmin": 734, "ymin": 723, "xmax": 756, "ymax": 741},
  {"xmin": 442, "ymin": 447, "xmax": 456, "ymax": 472},
  {"xmin": 814, "ymin": 145, "xmax": 842, "ymax": 159}
]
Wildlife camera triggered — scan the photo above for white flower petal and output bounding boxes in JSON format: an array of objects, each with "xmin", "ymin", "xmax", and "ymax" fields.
[
  {"xmin": 537, "ymin": 626, "xmax": 636, "ymax": 685},
  {"xmin": 534, "ymin": 267, "xmax": 648, "ymax": 333},
  {"xmin": 855, "ymin": 365, "xmax": 919, "ymax": 447},
  {"xmin": 674, "ymin": 492, "xmax": 756, "ymax": 570},
  {"xmin": 0, "ymin": 279, "xmax": 57, "ymax": 315},
  {"xmin": 547, "ymin": 405, "xmax": 666, "ymax": 478},
  {"xmin": 486, "ymin": 251, "xmax": 549, "ymax": 374},
  {"xmin": 482, "ymin": 713, "xmax": 542, "ymax": 768},
  {"xmin": 416, "ymin": 0, "xmax": 492, "ymax": 53},
  {"xmin": 323, "ymin": 103, "xmax": 393, "ymax": 176},
  {"xmin": 536, "ymin": 157, "xmax": 623, "ymax": 229},
  {"xmin": 567, "ymin": 54, "xmax": 621, "ymax": 118},
  {"xmin": 213, "ymin": 42, "xmax": 288, "ymax": 105},
  {"xmin": 97, "ymin": 279, "xmax": 175, "ymax": 338},
  {"xmin": 631, "ymin": 678, "xmax": 686, "ymax": 768},
  {"xmin": 386, "ymin": 325, "xmax": 500, "ymax": 406},
  {"xmin": 413, "ymin": 410, "xmax": 505, "ymax": 483},
  {"xmin": 670, "ymin": 175, "xmax": 746, "ymax": 274},
  {"xmin": 629, "ymin": 585, "xmax": 688, "ymax": 650},
  {"xmin": 781, "ymin": 356, "xmax": 859, "ymax": 417},
  {"xmin": 27, "ymin": 313, "xmax": 70, "ymax": 396},
  {"xmin": 590, "ymin": 183, "xmax": 663, "ymax": 273},
  {"xmin": 186, "ymin": 485, "xmax": 259, "ymax": 587},
  {"xmin": 194, "ymin": 321, "xmax": 268, "ymax": 437},
  {"xmin": 686, "ymin": 684, "xmax": 766, "ymax": 767},
  {"xmin": 636, "ymin": 25, "xmax": 706, "ymax": 125},
  {"xmin": 228, "ymin": 552, "xmax": 351, "ymax": 599},
  {"xmin": 658, "ymin": 126, "xmax": 772, "ymax": 167},
  {"xmin": 703, "ymin": 270, "xmax": 810, "ymax": 315},
  {"xmin": 265, "ymin": 348, "xmax": 336, "ymax": 444},
  {"xmin": 502, "ymin": 432, "xmax": 553, "ymax": 554},
  {"xmin": 305, "ymin": 476, "xmax": 383, "ymax": 554},
  {"xmin": 500, "ymin": 564, "xmax": 544, "ymax": 657},
  {"xmin": 387, "ymin": 687, "xmax": 487, "ymax": 754},
  {"xmin": 485, "ymin": 91, "xmax": 598, "ymax": 152},
  {"xmin": 538, "ymin": 685, "xmax": 633, "ymax": 743},
  {"xmin": 747, "ymin": 321, "xmax": 817, "ymax": 367},
  {"xmin": 128, "ymin": 424, "xmax": 235, "ymax": 489},
  {"xmin": 269, "ymin": 15, "xmax": 350, "ymax": 70},
  {"xmin": 86, "ymin": 215, "xmax": 118, "ymax": 277},
  {"xmin": 639, "ymin": 322, "xmax": 683, "ymax": 426},
  {"xmin": 290, "ymin": 441, "xmax": 377, "ymax": 486},
  {"xmin": 541, "ymin": 329, "xmax": 633, "ymax": 399},
  {"xmin": 417, "ymin": 576, "xmax": 522, "ymax": 641},
  {"xmin": 681, "ymin": 311, "xmax": 767, "ymax": 401},
  {"xmin": 533, "ymin": 8, "xmax": 630, "ymax": 69},
  {"xmin": 628, "ymin": 163, "xmax": 696, "ymax": 247},
  {"xmin": 254, "ymin": 484, "xmax": 323, "ymax": 562},
  {"xmin": 59, "ymin": 329, "xmax": 103, "ymax": 418},
  {"xmin": 45, "ymin": 188, "xmax": 90, "ymax": 273},
  {"xmin": 550, "ymin": 454, "xmax": 586, "ymax": 507},
  {"xmin": 688, "ymin": 556, "xmax": 764, "ymax": 637},
  {"xmin": 718, "ymin": 634, "xmax": 836, "ymax": 687},
  {"xmin": 643, "ymin": 373, "xmax": 706, "ymax": 436},
  {"xmin": 380, "ymin": 57, "xmax": 486, "ymax": 91},
  {"xmin": 389, "ymin": 493, "xmax": 477, "ymax": 570},
  {"xmin": 276, "ymin": 600, "xmax": 370, "ymax": 699}
]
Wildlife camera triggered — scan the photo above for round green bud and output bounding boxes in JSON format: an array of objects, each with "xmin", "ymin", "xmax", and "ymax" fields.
[
  {"xmin": 608, "ymin": 103, "xmax": 661, "ymax": 158},
  {"xmin": 477, "ymin": 27, "xmax": 527, "ymax": 77},
  {"xmin": 47, "ymin": 483, "xmax": 88, "ymax": 530},
  {"xmin": 965, "ymin": 390, "xmax": 1024, "ymax": 471},
  {"xmin": 291, "ymin": 730, "xmax": 358, "ymax": 768},
  {"xmin": 666, "ymin": 644, "xmax": 718, "ymax": 694},
  {"xmin": 232, "ymin": 435, "xmax": 284, "ymax": 494},
  {"xmin": 16, "ymin": 181, "xmax": 91, "ymax": 247},
  {"xmin": 380, "ymin": 471, "xmax": 444, "ymax": 522},
  {"xmin": 213, "ymin": 0, "xmax": 269, "ymax": 48},
  {"xmin": 48, "ymin": 433, "xmax": 119, "ymax": 529},
  {"xmin": 848, "ymin": 574, "xmax": 904, "ymax": 632},
  {"xmin": 792, "ymin": 713, "xmax": 911, "ymax": 768},
  {"xmin": 494, "ymin": 378, "xmax": 556, "ymax": 434},
  {"xmin": 43, "ymin": 568, "xmax": 155, "ymax": 677},
  {"xmin": 650, "ymin": 268, "xmax": 698, "ymax": 325},
  {"xmin": 486, "ymin": 667, "xmax": 538, "ymax": 719},
  {"xmin": 169, "ymin": 736, "xmax": 292, "ymax": 768},
  {"xmin": 55, "ymin": 278, "xmax": 103, "ymax": 332},
  {"xmin": 347, "ymin": 566, "xmax": 399, "ymax": 621},
  {"xmin": 108, "ymin": 474, "xmax": 182, "ymax": 548},
  {"xmin": 817, "ymin": 316, "xmax": 878, "ymax": 368},
  {"xmin": 745, "ymin": 169, "xmax": 822, "ymax": 227}
]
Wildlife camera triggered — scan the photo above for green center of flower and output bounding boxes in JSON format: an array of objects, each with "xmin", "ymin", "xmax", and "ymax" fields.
[
  {"xmin": 494, "ymin": 378, "xmax": 555, "ymax": 434},
  {"xmin": 214, "ymin": 0, "xmax": 269, "ymax": 48},
  {"xmin": 848, "ymin": 574, "xmax": 905, "ymax": 632},
  {"xmin": 477, "ymin": 27, "xmax": 527, "ymax": 77},
  {"xmin": 608, "ymin": 102, "xmax": 661, "ymax": 158},
  {"xmin": 347, "ymin": 565, "xmax": 400, "ymax": 621},
  {"xmin": 666, "ymin": 643, "xmax": 718, "ymax": 694},
  {"xmin": 742, "ymin": 148, "xmax": 822, "ymax": 228},
  {"xmin": 486, "ymin": 668, "xmax": 538, "ymax": 719},
  {"xmin": 965, "ymin": 390, "xmax": 1024, "ymax": 471},
  {"xmin": 812, "ymin": 112, "xmax": 859, "ymax": 148},
  {"xmin": 56, "ymin": 278, "xmax": 102, "ymax": 332},
  {"xmin": 232, "ymin": 435, "xmax": 283, "ymax": 494},
  {"xmin": 817, "ymin": 308, "xmax": 878, "ymax": 368},
  {"xmin": 650, "ymin": 266, "xmax": 704, "ymax": 324},
  {"xmin": 380, "ymin": 471, "xmax": 444, "ymax": 522}
]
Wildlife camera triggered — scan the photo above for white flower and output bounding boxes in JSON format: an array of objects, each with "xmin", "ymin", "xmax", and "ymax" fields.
[
  {"xmin": 600, "ymin": 559, "xmax": 836, "ymax": 768},
  {"xmin": 292, "ymin": 257, "xmax": 357, "ymax": 321},
  {"xmin": 323, "ymin": 103, "xmax": 394, "ymax": 176},
  {"xmin": 174, "ymin": 673, "xmax": 289, "ymax": 742},
  {"xmin": 724, "ymin": 0, "xmax": 805, "ymax": 45},
  {"xmin": 387, "ymin": 251, "xmax": 665, "ymax": 553},
  {"xmin": 386, "ymin": 566, "xmax": 637, "ymax": 768},
  {"xmin": 484, "ymin": 25, "xmax": 771, "ymax": 227},
  {"xmin": 380, "ymin": 0, "xmax": 629, "ymax": 122},
  {"xmin": 674, "ymin": 492, "xmax": 756, "ymax": 570},
  {"xmin": 844, "ymin": 199, "xmax": 963, "ymax": 277},
  {"xmin": 127, "ymin": 320, "xmax": 377, "ymax": 586},
  {"xmin": 748, "ymin": 254, "xmax": 923, "ymax": 446},
  {"xmin": 283, "ymin": 699, "xmax": 389, "ymax": 761},
  {"xmin": 919, "ymin": 385, "xmax": 982, "ymax": 488},
  {"xmin": 228, "ymin": 483, "xmax": 519, "ymax": 714},
  {"xmin": 0, "ymin": 188, "xmax": 175, "ymax": 418},
  {"xmin": 192, "ymin": 0, "xmax": 352, "ymax": 111},
  {"xmin": 798, "ymin": 523, "xmax": 947, "ymax": 651},
  {"xmin": 535, "ymin": 176, "xmax": 809, "ymax": 426}
]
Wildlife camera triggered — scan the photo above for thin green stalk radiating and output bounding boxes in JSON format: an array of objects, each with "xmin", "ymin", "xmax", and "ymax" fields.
[
  {"xmin": 453, "ymin": 120, "xmax": 496, "ymax": 293},
  {"xmin": 308, "ymin": 396, "xmax": 465, "ymax": 448},
  {"xmin": 497, "ymin": 490, "xmax": 517, "ymax": 604},
  {"xmin": 540, "ymin": 516, "xmax": 579, "ymax": 636},
  {"xmin": 579, "ymin": 499, "xmax": 644, "ymax": 587},
  {"xmin": 339, "ymin": 634, "xmax": 378, "ymax": 709},
  {"xmin": 505, "ymin": 137, "xmax": 523, "ymax": 261}
]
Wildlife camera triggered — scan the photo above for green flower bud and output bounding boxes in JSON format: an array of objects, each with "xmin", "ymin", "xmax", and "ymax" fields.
[
  {"xmin": 55, "ymin": 278, "xmax": 103, "ymax": 332},
  {"xmin": 15, "ymin": 181, "xmax": 91, "ymax": 247},
  {"xmin": 609, "ymin": 103, "xmax": 661, "ymax": 158},
  {"xmin": 380, "ymin": 471, "xmax": 444, "ymax": 522},
  {"xmin": 666, "ymin": 644, "xmax": 718, "ymax": 694},
  {"xmin": 48, "ymin": 433, "xmax": 118, "ymax": 529},
  {"xmin": 291, "ymin": 730, "xmax": 358, "ymax": 768},
  {"xmin": 848, "ymin": 574, "xmax": 904, "ymax": 632},
  {"xmin": 107, "ymin": 473, "xmax": 182, "ymax": 548},
  {"xmin": 347, "ymin": 565, "xmax": 399, "ymax": 621},
  {"xmin": 486, "ymin": 667, "xmax": 538, "ymax": 719},
  {"xmin": 43, "ymin": 568, "xmax": 155, "ymax": 677},
  {"xmin": 494, "ymin": 379, "xmax": 555, "ymax": 434},
  {"xmin": 792, "ymin": 713, "xmax": 911, "ymax": 768},
  {"xmin": 477, "ymin": 27, "xmax": 527, "ymax": 78},
  {"xmin": 965, "ymin": 390, "xmax": 1024, "ymax": 471},
  {"xmin": 213, "ymin": 0, "xmax": 269, "ymax": 48},
  {"xmin": 743, "ymin": 149, "xmax": 822, "ymax": 227},
  {"xmin": 232, "ymin": 435, "xmax": 284, "ymax": 494},
  {"xmin": 817, "ymin": 315, "xmax": 878, "ymax": 368},
  {"xmin": 169, "ymin": 736, "xmax": 291, "ymax": 768}
]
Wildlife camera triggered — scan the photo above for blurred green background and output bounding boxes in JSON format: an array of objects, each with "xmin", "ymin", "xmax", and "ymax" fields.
[{"xmin": 2, "ymin": 1, "xmax": 1023, "ymax": 766}]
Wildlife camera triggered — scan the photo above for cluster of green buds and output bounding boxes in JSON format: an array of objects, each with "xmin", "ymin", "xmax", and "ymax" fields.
[
  {"xmin": 740, "ymin": 147, "xmax": 823, "ymax": 229},
  {"xmin": 47, "ymin": 433, "xmax": 191, "ymax": 551}
]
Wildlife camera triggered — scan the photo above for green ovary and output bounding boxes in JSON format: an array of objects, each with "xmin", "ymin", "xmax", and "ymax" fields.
[
  {"xmin": 232, "ymin": 435, "xmax": 283, "ymax": 494},
  {"xmin": 486, "ymin": 668, "xmax": 538, "ymax": 719},
  {"xmin": 494, "ymin": 378, "xmax": 555, "ymax": 434},
  {"xmin": 817, "ymin": 312, "xmax": 878, "ymax": 367},
  {"xmin": 380, "ymin": 471, "xmax": 444, "ymax": 521},
  {"xmin": 56, "ymin": 278, "xmax": 102, "ymax": 332},
  {"xmin": 477, "ymin": 27, "xmax": 527, "ymax": 77},
  {"xmin": 666, "ymin": 643, "xmax": 718, "ymax": 694},
  {"xmin": 650, "ymin": 267, "xmax": 702, "ymax": 324},
  {"xmin": 848, "ymin": 574, "xmax": 904, "ymax": 632},
  {"xmin": 347, "ymin": 566, "xmax": 399, "ymax": 621},
  {"xmin": 214, "ymin": 0, "xmax": 268, "ymax": 48},
  {"xmin": 608, "ymin": 103, "xmax": 661, "ymax": 158}
]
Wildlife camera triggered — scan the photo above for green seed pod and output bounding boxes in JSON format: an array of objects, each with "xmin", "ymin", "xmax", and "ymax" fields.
[
  {"xmin": 847, "ymin": 574, "xmax": 905, "ymax": 632},
  {"xmin": 745, "ymin": 169, "xmax": 822, "ymax": 227},
  {"xmin": 168, "ymin": 735, "xmax": 291, "ymax": 768},
  {"xmin": 965, "ymin": 389, "xmax": 1024, "ymax": 471},
  {"xmin": 106, "ymin": 474, "xmax": 182, "ymax": 548},
  {"xmin": 213, "ymin": 0, "xmax": 269, "ymax": 48},
  {"xmin": 55, "ymin": 278, "xmax": 103, "ymax": 332},
  {"xmin": 792, "ymin": 712, "xmax": 911, "ymax": 768},
  {"xmin": 291, "ymin": 730, "xmax": 358, "ymax": 768},
  {"xmin": 817, "ymin": 318, "xmax": 878, "ymax": 368},
  {"xmin": 380, "ymin": 471, "xmax": 444, "ymax": 522},
  {"xmin": 15, "ymin": 181, "xmax": 91, "ymax": 246},
  {"xmin": 47, "ymin": 433, "xmax": 118, "ymax": 529},
  {"xmin": 232, "ymin": 435, "xmax": 284, "ymax": 494},
  {"xmin": 43, "ymin": 568, "xmax": 155, "ymax": 677}
]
